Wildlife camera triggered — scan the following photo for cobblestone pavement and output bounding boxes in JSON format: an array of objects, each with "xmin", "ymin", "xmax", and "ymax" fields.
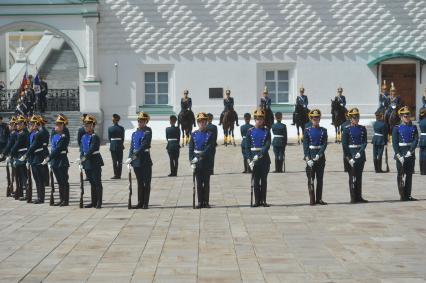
[{"xmin": 0, "ymin": 142, "xmax": 425, "ymax": 283}]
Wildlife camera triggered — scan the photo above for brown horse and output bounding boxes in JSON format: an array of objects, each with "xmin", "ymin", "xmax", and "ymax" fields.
[
  {"xmin": 331, "ymin": 98, "xmax": 348, "ymax": 143},
  {"xmin": 385, "ymin": 105, "xmax": 401, "ymax": 139},
  {"xmin": 294, "ymin": 103, "xmax": 310, "ymax": 144},
  {"xmin": 222, "ymin": 109, "xmax": 236, "ymax": 146},
  {"xmin": 179, "ymin": 109, "xmax": 195, "ymax": 147}
]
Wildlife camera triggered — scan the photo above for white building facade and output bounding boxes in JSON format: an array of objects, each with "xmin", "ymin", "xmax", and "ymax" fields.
[{"xmin": 1, "ymin": 0, "xmax": 426, "ymax": 139}]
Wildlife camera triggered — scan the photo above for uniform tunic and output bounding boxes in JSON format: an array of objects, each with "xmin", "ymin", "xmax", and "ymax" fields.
[
  {"xmin": 166, "ymin": 125, "xmax": 180, "ymax": 175},
  {"xmin": 371, "ymin": 120, "xmax": 388, "ymax": 160},
  {"xmin": 240, "ymin": 123, "xmax": 254, "ymax": 159},
  {"xmin": 108, "ymin": 123, "xmax": 125, "ymax": 178}
]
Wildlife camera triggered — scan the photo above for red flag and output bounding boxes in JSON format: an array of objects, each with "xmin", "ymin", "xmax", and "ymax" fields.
[{"xmin": 19, "ymin": 71, "xmax": 29, "ymax": 94}]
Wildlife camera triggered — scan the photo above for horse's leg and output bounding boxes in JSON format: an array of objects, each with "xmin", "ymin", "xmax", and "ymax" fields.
[
  {"xmin": 181, "ymin": 128, "xmax": 185, "ymax": 147},
  {"xmin": 232, "ymin": 128, "xmax": 236, "ymax": 146},
  {"xmin": 335, "ymin": 126, "xmax": 338, "ymax": 143}
]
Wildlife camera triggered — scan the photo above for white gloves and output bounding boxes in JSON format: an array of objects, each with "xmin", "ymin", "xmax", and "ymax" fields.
[
  {"xmin": 6, "ymin": 157, "xmax": 11, "ymax": 163},
  {"xmin": 349, "ymin": 159, "xmax": 355, "ymax": 166},
  {"xmin": 405, "ymin": 151, "xmax": 411, "ymax": 158},
  {"xmin": 191, "ymin": 157, "xmax": 199, "ymax": 164},
  {"xmin": 127, "ymin": 163, "xmax": 132, "ymax": 170},
  {"xmin": 41, "ymin": 157, "xmax": 49, "ymax": 165},
  {"xmin": 0, "ymin": 154, "xmax": 3, "ymax": 159},
  {"xmin": 75, "ymin": 158, "xmax": 81, "ymax": 164},
  {"xmin": 355, "ymin": 152, "xmax": 361, "ymax": 159},
  {"xmin": 19, "ymin": 155, "xmax": 27, "ymax": 162},
  {"xmin": 26, "ymin": 162, "xmax": 30, "ymax": 169},
  {"xmin": 398, "ymin": 156, "xmax": 404, "ymax": 164},
  {"xmin": 313, "ymin": 154, "xmax": 320, "ymax": 161},
  {"xmin": 81, "ymin": 156, "xmax": 86, "ymax": 163},
  {"xmin": 125, "ymin": 158, "xmax": 132, "ymax": 164},
  {"xmin": 249, "ymin": 161, "xmax": 255, "ymax": 170},
  {"xmin": 307, "ymin": 160, "xmax": 314, "ymax": 167},
  {"xmin": 253, "ymin": 155, "xmax": 259, "ymax": 162},
  {"xmin": 78, "ymin": 164, "xmax": 83, "ymax": 171}
]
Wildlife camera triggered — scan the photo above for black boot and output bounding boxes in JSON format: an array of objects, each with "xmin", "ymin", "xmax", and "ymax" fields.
[
  {"xmin": 282, "ymin": 159, "xmax": 285, "ymax": 173},
  {"xmin": 61, "ymin": 185, "xmax": 69, "ymax": 206},
  {"xmin": 274, "ymin": 160, "xmax": 279, "ymax": 173},
  {"xmin": 357, "ymin": 180, "xmax": 368, "ymax": 203},
  {"xmin": 377, "ymin": 157, "xmax": 385, "ymax": 173},
  {"xmin": 309, "ymin": 188, "xmax": 315, "ymax": 205},
  {"xmin": 420, "ymin": 159, "xmax": 426, "ymax": 175},
  {"xmin": 373, "ymin": 159, "xmax": 379, "ymax": 173},
  {"xmin": 96, "ymin": 185, "xmax": 103, "ymax": 209},
  {"xmin": 315, "ymin": 186, "xmax": 327, "ymax": 205},
  {"xmin": 243, "ymin": 160, "xmax": 248, "ymax": 173}
]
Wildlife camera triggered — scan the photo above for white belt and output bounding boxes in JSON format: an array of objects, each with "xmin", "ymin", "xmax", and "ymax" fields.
[
  {"xmin": 194, "ymin": 150, "xmax": 203, "ymax": 154},
  {"xmin": 92, "ymin": 151, "xmax": 100, "ymax": 154},
  {"xmin": 274, "ymin": 135, "xmax": 284, "ymax": 138},
  {"xmin": 144, "ymin": 149, "xmax": 150, "ymax": 152},
  {"xmin": 18, "ymin": 148, "xmax": 28, "ymax": 152},
  {"xmin": 421, "ymin": 133, "xmax": 426, "ymax": 136},
  {"xmin": 349, "ymin": 145, "xmax": 361, "ymax": 148},
  {"xmin": 43, "ymin": 143, "xmax": 47, "ymax": 146},
  {"xmin": 251, "ymin": 147, "xmax": 262, "ymax": 151},
  {"xmin": 309, "ymin": 145, "xmax": 321, "ymax": 149},
  {"xmin": 399, "ymin": 143, "xmax": 411, "ymax": 146},
  {"xmin": 60, "ymin": 151, "xmax": 67, "ymax": 154},
  {"xmin": 374, "ymin": 133, "xmax": 383, "ymax": 136},
  {"xmin": 167, "ymin": 138, "xmax": 178, "ymax": 141},
  {"xmin": 34, "ymin": 148, "xmax": 43, "ymax": 153},
  {"xmin": 110, "ymin": 138, "xmax": 122, "ymax": 141}
]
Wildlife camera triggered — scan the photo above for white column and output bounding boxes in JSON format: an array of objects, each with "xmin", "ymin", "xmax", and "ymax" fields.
[
  {"xmin": 0, "ymin": 33, "xmax": 10, "ymax": 87},
  {"xmin": 84, "ymin": 16, "xmax": 99, "ymax": 81}
]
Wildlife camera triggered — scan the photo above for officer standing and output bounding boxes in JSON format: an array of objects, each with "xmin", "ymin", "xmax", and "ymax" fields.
[
  {"xmin": 372, "ymin": 110, "xmax": 388, "ymax": 173},
  {"xmin": 0, "ymin": 117, "xmax": 18, "ymax": 198},
  {"xmin": 189, "ymin": 112, "xmax": 215, "ymax": 209},
  {"xmin": 245, "ymin": 109, "xmax": 271, "ymax": 207},
  {"xmin": 392, "ymin": 106, "xmax": 419, "ymax": 201},
  {"xmin": 126, "ymin": 112, "xmax": 153, "ymax": 209},
  {"xmin": 40, "ymin": 116, "xmax": 50, "ymax": 187},
  {"xmin": 207, "ymin": 113, "xmax": 218, "ymax": 175},
  {"xmin": 0, "ymin": 116, "xmax": 10, "ymax": 154},
  {"xmin": 260, "ymin": 86, "xmax": 274, "ymax": 127},
  {"xmin": 108, "ymin": 114, "xmax": 125, "ymax": 179},
  {"xmin": 166, "ymin": 115, "xmax": 180, "ymax": 177},
  {"xmin": 42, "ymin": 114, "xmax": 70, "ymax": 206},
  {"xmin": 271, "ymin": 112, "xmax": 287, "ymax": 173},
  {"xmin": 419, "ymin": 108, "xmax": 426, "ymax": 175},
  {"xmin": 342, "ymin": 108, "xmax": 368, "ymax": 203},
  {"xmin": 80, "ymin": 115, "xmax": 104, "ymax": 209},
  {"xmin": 219, "ymin": 89, "xmax": 239, "ymax": 126},
  {"xmin": 11, "ymin": 115, "xmax": 29, "ymax": 201},
  {"xmin": 385, "ymin": 83, "xmax": 401, "ymax": 121},
  {"xmin": 341, "ymin": 113, "xmax": 351, "ymax": 173},
  {"xmin": 292, "ymin": 86, "xmax": 308, "ymax": 125},
  {"xmin": 240, "ymin": 113, "xmax": 254, "ymax": 173},
  {"xmin": 303, "ymin": 109, "xmax": 328, "ymax": 205},
  {"xmin": 21, "ymin": 115, "xmax": 47, "ymax": 204}
]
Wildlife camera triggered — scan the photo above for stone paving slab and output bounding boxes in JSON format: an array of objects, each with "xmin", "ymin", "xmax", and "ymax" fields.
[{"xmin": 0, "ymin": 141, "xmax": 425, "ymax": 283}]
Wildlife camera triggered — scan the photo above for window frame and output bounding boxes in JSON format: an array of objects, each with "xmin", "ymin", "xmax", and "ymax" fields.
[
  {"xmin": 264, "ymin": 69, "xmax": 290, "ymax": 104},
  {"xmin": 144, "ymin": 71, "xmax": 170, "ymax": 105}
]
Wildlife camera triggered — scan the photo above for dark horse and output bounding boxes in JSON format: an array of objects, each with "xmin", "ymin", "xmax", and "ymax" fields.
[
  {"xmin": 179, "ymin": 109, "xmax": 195, "ymax": 147},
  {"xmin": 264, "ymin": 108, "xmax": 274, "ymax": 129},
  {"xmin": 331, "ymin": 98, "xmax": 348, "ymax": 143},
  {"xmin": 294, "ymin": 103, "xmax": 309, "ymax": 144},
  {"xmin": 385, "ymin": 105, "xmax": 401, "ymax": 140},
  {"xmin": 222, "ymin": 109, "xmax": 236, "ymax": 146}
]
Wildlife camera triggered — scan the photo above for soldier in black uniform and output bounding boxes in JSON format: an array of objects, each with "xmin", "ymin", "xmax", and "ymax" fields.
[
  {"xmin": 240, "ymin": 113, "xmax": 254, "ymax": 173},
  {"xmin": 165, "ymin": 115, "xmax": 180, "ymax": 177},
  {"xmin": 108, "ymin": 114, "xmax": 125, "ymax": 179},
  {"xmin": 341, "ymin": 113, "xmax": 351, "ymax": 173},
  {"xmin": 0, "ymin": 117, "xmax": 17, "ymax": 197},
  {"xmin": 126, "ymin": 112, "xmax": 153, "ymax": 209},
  {"xmin": 42, "ymin": 114, "xmax": 70, "ymax": 206},
  {"xmin": 372, "ymin": 110, "xmax": 388, "ymax": 173},
  {"xmin": 342, "ymin": 108, "xmax": 368, "ymax": 203},
  {"xmin": 77, "ymin": 113, "xmax": 88, "ymax": 148},
  {"xmin": 189, "ymin": 112, "xmax": 215, "ymax": 208},
  {"xmin": 39, "ymin": 116, "xmax": 50, "ymax": 187},
  {"xmin": 271, "ymin": 112, "xmax": 287, "ymax": 173},
  {"xmin": 11, "ymin": 115, "xmax": 29, "ymax": 201},
  {"xmin": 0, "ymin": 116, "xmax": 10, "ymax": 154},
  {"xmin": 219, "ymin": 89, "xmax": 239, "ymax": 126},
  {"xmin": 303, "ymin": 109, "xmax": 328, "ymax": 205},
  {"xmin": 392, "ymin": 106, "xmax": 419, "ymax": 201},
  {"xmin": 80, "ymin": 115, "xmax": 104, "ymax": 209},
  {"xmin": 245, "ymin": 109, "xmax": 271, "ymax": 207},
  {"xmin": 21, "ymin": 115, "xmax": 48, "ymax": 204},
  {"xmin": 207, "ymin": 113, "xmax": 218, "ymax": 175}
]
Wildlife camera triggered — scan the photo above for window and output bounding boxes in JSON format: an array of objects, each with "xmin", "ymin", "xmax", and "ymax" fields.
[
  {"xmin": 144, "ymin": 72, "xmax": 169, "ymax": 105},
  {"xmin": 264, "ymin": 70, "xmax": 289, "ymax": 104}
]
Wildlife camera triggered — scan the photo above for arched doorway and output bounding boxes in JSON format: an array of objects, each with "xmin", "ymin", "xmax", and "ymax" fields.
[
  {"xmin": 0, "ymin": 22, "xmax": 86, "ymax": 113},
  {"xmin": 368, "ymin": 52, "xmax": 426, "ymax": 117}
]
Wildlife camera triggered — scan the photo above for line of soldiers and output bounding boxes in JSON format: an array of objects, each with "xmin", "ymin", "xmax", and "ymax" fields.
[{"xmin": 1, "ymin": 105, "xmax": 425, "ymax": 209}]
